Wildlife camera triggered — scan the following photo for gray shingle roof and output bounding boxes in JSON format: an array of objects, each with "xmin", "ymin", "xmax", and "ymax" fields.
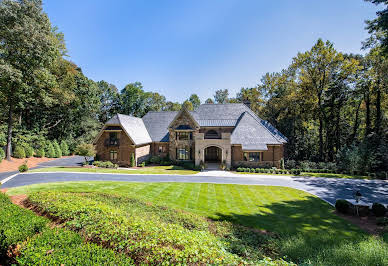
[
  {"xmin": 231, "ymin": 111, "xmax": 282, "ymax": 150},
  {"xmin": 106, "ymin": 114, "xmax": 152, "ymax": 145},
  {"xmin": 142, "ymin": 111, "xmax": 178, "ymax": 142}
]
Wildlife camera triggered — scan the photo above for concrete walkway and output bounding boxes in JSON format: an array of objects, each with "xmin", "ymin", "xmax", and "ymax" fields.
[{"xmin": 1, "ymin": 170, "xmax": 387, "ymax": 206}]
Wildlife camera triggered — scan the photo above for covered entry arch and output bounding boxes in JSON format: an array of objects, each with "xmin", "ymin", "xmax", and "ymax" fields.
[{"xmin": 204, "ymin": 145, "xmax": 222, "ymax": 163}]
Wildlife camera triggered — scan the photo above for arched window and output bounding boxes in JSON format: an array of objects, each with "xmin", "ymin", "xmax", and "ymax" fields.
[{"xmin": 205, "ymin": 130, "xmax": 219, "ymax": 139}]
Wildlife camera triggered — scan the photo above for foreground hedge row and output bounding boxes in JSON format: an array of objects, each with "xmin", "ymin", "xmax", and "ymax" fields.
[
  {"xmin": 27, "ymin": 192, "xmax": 294, "ymax": 265},
  {"xmin": 0, "ymin": 192, "xmax": 135, "ymax": 265}
]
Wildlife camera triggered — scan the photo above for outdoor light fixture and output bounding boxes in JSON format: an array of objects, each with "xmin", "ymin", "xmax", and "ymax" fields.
[{"xmin": 354, "ymin": 190, "xmax": 362, "ymax": 203}]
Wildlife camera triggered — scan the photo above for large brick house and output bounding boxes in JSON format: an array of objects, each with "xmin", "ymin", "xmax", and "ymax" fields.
[{"xmin": 93, "ymin": 103, "xmax": 287, "ymax": 168}]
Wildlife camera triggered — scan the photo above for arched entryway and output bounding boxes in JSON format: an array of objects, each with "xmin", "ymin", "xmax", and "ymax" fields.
[{"xmin": 204, "ymin": 146, "xmax": 222, "ymax": 163}]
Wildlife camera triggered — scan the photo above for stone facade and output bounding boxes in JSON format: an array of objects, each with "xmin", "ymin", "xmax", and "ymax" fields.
[{"xmin": 95, "ymin": 111, "xmax": 285, "ymax": 169}]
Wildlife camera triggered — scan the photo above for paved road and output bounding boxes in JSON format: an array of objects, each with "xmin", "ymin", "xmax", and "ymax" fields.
[
  {"xmin": 2, "ymin": 171, "xmax": 387, "ymax": 206},
  {"xmin": 0, "ymin": 156, "xmax": 87, "ymax": 180}
]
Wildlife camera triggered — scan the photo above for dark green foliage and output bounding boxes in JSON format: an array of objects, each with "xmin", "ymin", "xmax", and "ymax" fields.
[
  {"xmin": 138, "ymin": 161, "xmax": 146, "ymax": 167},
  {"xmin": 34, "ymin": 148, "xmax": 45, "ymax": 158},
  {"xmin": 372, "ymin": 203, "xmax": 386, "ymax": 217},
  {"xmin": 0, "ymin": 148, "xmax": 4, "ymax": 163},
  {"xmin": 290, "ymin": 169, "xmax": 301, "ymax": 175},
  {"xmin": 75, "ymin": 143, "xmax": 95, "ymax": 163},
  {"xmin": 25, "ymin": 145, "xmax": 34, "ymax": 158},
  {"xmin": 52, "ymin": 140, "xmax": 62, "ymax": 158},
  {"xmin": 130, "ymin": 153, "xmax": 135, "ymax": 167},
  {"xmin": 149, "ymin": 155, "xmax": 161, "ymax": 164},
  {"xmin": 92, "ymin": 161, "xmax": 117, "ymax": 168},
  {"xmin": 335, "ymin": 200, "xmax": 350, "ymax": 214},
  {"xmin": 19, "ymin": 163, "xmax": 28, "ymax": 172},
  {"xmin": 27, "ymin": 192, "xmax": 246, "ymax": 264},
  {"xmin": 45, "ymin": 142, "xmax": 55, "ymax": 158},
  {"xmin": 13, "ymin": 145, "xmax": 26, "ymax": 159},
  {"xmin": 17, "ymin": 228, "xmax": 135, "ymax": 265},
  {"xmin": 0, "ymin": 193, "xmax": 47, "ymax": 258},
  {"xmin": 60, "ymin": 140, "xmax": 70, "ymax": 156},
  {"xmin": 376, "ymin": 217, "xmax": 388, "ymax": 226}
]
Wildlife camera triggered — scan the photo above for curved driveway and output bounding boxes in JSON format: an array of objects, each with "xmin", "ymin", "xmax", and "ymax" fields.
[{"xmin": 2, "ymin": 171, "xmax": 387, "ymax": 206}]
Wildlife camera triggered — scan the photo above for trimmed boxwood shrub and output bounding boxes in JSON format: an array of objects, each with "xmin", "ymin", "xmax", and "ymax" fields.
[
  {"xmin": 19, "ymin": 163, "xmax": 28, "ymax": 172},
  {"xmin": 335, "ymin": 199, "xmax": 350, "ymax": 214},
  {"xmin": 25, "ymin": 145, "xmax": 34, "ymax": 158},
  {"xmin": 372, "ymin": 203, "xmax": 386, "ymax": 217},
  {"xmin": 13, "ymin": 145, "xmax": 26, "ymax": 159},
  {"xmin": 130, "ymin": 153, "xmax": 135, "ymax": 167},
  {"xmin": 290, "ymin": 169, "xmax": 301, "ymax": 175}
]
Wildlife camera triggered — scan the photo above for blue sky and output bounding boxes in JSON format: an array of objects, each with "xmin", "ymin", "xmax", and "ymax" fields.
[{"xmin": 43, "ymin": 0, "xmax": 380, "ymax": 102}]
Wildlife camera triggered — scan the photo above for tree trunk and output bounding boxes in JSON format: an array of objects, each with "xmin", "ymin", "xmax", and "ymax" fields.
[
  {"xmin": 375, "ymin": 79, "xmax": 381, "ymax": 135},
  {"xmin": 318, "ymin": 91, "xmax": 324, "ymax": 161},
  {"xmin": 365, "ymin": 87, "xmax": 371, "ymax": 136},
  {"xmin": 6, "ymin": 102, "xmax": 14, "ymax": 161}
]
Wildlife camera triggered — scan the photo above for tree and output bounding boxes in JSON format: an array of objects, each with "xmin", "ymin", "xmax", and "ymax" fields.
[
  {"xmin": 120, "ymin": 82, "xmax": 146, "ymax": 117},
  {"xmin": 188, "ymin": 94, "xmax": 201, "ymax": 109},
  {"xmin": 130, "ymin": 153, "xmax": 135, "ymax": 167},
  {"xmin": 182, "ymin": 100, "xmax": 194, "ymax": 111},
  {"xmin": 164, "ymin": 101, "xmax": 181, "ymax": 111},
  {"xmin": 97, "ymin": 80, "xmax": 120, "ymax": 123},
  {"xmin": 205, "ymin": 98, "xmax": 214, "ymax": 104},
  {"xmin": 214, "ymin": 89, "xmax": 229, "ymax": 104},
  {"xmin": 290, "ymin": 39, "xmax": 360, "ymax": 160},
  {"xmin": 53, "ymin": 140, "xmax": 62, "ymax": 158},
  {"xmin": 60, "ymin": 140, "xmax": 70, "ymax": 156},
  {"xmin": 45, "ymin": 141, "xmax": 55, "ymax": 158},
  {"xmin": 75, "ymin": 143, "xmax": 95, "ymax": 163},
  {"xmin": 364, "ymin": 0, "xmax": 388, "ymax": 55},
  {"xmin": 0, "ymin": 0, "xmax": 60, "ymax": 160}
]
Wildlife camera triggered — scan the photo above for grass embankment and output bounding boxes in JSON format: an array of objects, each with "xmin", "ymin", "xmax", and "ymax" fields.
[
  {"xmin": 7, "ymin": 182, "xmax": 388, "ymax": 265},
  {"xmin": 30, "ymin": 165, "xmax": 199, "ymax": 175}
]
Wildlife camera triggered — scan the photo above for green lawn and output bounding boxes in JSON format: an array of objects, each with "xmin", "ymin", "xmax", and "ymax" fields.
[
  {"xmin": 7, "ymin": 181, "xmax": 388, "ymax": 265},
  {"xmin": 30, "ymin": 165, "xmax": 199, "ymax": 175}
]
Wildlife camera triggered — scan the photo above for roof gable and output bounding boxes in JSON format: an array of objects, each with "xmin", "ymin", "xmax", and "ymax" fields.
[{"xmin": 231, "ymin": 112, "xmax": 282, "ymax": 150}]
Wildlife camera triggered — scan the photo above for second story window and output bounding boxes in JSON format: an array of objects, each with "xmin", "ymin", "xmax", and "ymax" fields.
[
  {"xmin": 176, "ymin": 132, "xmax": 192, "ymax": 140},
  {"xmin": 109, "ymin": 132, "xmax": 118, "ymax": 145},
  {"xmin": 205, "ymin": 130, "xmax": 219, "ymax": 139}
]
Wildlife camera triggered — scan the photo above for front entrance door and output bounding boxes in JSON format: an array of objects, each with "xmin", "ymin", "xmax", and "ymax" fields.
[{"xmin": 204, "ymin": 146, "xmax": 221, "ymax": 163}]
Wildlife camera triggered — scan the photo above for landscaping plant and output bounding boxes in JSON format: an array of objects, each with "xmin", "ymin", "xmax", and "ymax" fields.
[{"xmin": 13, "ymin": 145, "xmax": 26, "ymax": 159}]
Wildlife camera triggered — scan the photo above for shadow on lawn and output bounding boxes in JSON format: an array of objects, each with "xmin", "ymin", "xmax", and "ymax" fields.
[{"xmin": 211, "ymin": 196, "xmax": 382, "ymax": 264}]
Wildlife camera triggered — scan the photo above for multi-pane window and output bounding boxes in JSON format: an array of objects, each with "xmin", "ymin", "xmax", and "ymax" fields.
[
  {"xmin": 110, "ymin": 150, "xmax": 118, "ymax": 160},
  {"xmin": 177, "ymin": 148, "xmax": 190, "ymax": 160},
  {"xmin": 158, "ymin": 145, "xmax": 166, "ymax": 153},
  {"xmin": 243, "ymin": 152, "xmax": 261, "ymax": 162},
  {"xmin": 176, "ymin": 132, "xmax": 192, "ymax": 140},
  {"xmin": 109, "ymin": 132, "xmax": 118, "ymax": 145}
]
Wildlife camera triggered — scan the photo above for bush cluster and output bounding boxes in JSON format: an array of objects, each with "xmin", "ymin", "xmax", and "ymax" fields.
[
  {"xmin": 27, "ymin": 192, "xmax": 245, "ymax": 264},
  {"xmin": 92, "ymin": 161, "xmax": 118, "ymax": 168},
  {"xmin": 147, "ymin": 155, "xmax": 173, "ymax": 166},
  {"xmin": 13, "ymin": 145, "xmax": 26, "ymax": 159},
  {"xmin": 0, "ymin": 193, "xmax": 47, "ymax": 258},
  {"xmin": 0, "ymin": 148, "xmax": 4, "ymax": 163},
  {"xmin": 236, "ymin": 167, "xmax": 300, "ymax": 175},
  {"xmin": 335, "ymin": 200, "xmax": 350, "ymax": 214},
  {"xmin": 372, "ymin": 203, "xmax": 386, "ymax": 217},
  {"xmin": 8, "ymin": 138, "xmax": 71, "ymax": 160},
  {"xmin": 18, "ymin": 163, "xmax": 28, "ymax": 172}
]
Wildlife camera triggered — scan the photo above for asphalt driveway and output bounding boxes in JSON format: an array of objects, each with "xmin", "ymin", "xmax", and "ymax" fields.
[{"xmin": 1, "ymin": 171, "xmax": 387, "ymax": 206}]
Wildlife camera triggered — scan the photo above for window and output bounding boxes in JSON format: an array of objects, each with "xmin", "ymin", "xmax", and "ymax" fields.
[
  {"xmin": 109, "ymin": 132, "xmax": 118, "ymax": 145},
  {"xmin": 158, "ymin": 145, "xmax": 166, "ymax": 153},
  {"xmin": 243, "ymin": 152, "xmax": 261, "ymax": 162},
  {"xmin": 177, "ymin": 148, "xmax": 190, "ymax": 160},
  {"xmin": 176, "ymin": 132, "xmax": 192, "ymax": 140},
  {"xmin": 110, "ymin": 150, "xmax": 118, "ymax": 160},
  {"xmin": 205, "ymin": 130, "xmax": 219, "ymax": 139}
]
